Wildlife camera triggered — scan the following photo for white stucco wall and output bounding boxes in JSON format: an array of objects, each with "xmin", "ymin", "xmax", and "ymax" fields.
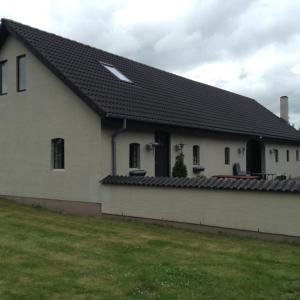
[
  {"xmin": 101, "ymin": 125, "xmax": 300, "ymax": 179},
  {"xmin": 101, "ymin": 184, "xmax": 300, "ymax": 237},
  {"xmin": 171, "ymin": 133, "xmax": 247, "ymax": 177},
  {"xmin": 101, "ymin": 127, "xmax": 155, "ymax": 177},
  {"xmin": 101, "ymin": 126, "xmax": 248, "ymax": 178},
  {"xmin": 265, "ymin": 143, "xmax": 300, "ymax": 178},
  {"xmin": 0, "ymin": 36, "xmax": 103, "ymax": 203}
]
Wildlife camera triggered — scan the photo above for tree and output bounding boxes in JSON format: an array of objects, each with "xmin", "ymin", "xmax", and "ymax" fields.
[{"xmin": 172, "ymin": 153, "xmax": 187, "ymax": 177}]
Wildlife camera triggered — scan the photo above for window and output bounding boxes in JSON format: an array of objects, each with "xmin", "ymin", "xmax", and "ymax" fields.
[
  {"xmin": 193, "ymin": 145, "xmax": 200, "ymax": 165},
  {"xmin": 129, "ymin": 143, "xmax": 140, "ymax": 168},
  {"xmin": 0, "ymin": 60, "xmax": 8, "ymax": 95},
  {"xmin": 286, "ymin": 150, "xmax": 290, "ymax": 162},
  {"xmin": 274, "ymin": 149, "xmax": 279, "ymax": 163},
  {"xmin": 52, "ymin": 138, "xmax": 64, "ymax": 169},
  {"xmin": 17, "ymin": 55, "xmax": 26, "ymax": 91},
  {"xmin": 101, "ymin": 62, "xmax": 132, "ymax": 83},
  {"xmin": 297, "ymin": 150, "xmax": 299, "ymax": 162},
  {"xmin": 225, "ymin": 147, "xmax": 230, "ymax": 165}
]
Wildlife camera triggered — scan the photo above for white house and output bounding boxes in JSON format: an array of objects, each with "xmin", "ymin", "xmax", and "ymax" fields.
[{"xmin": 0, "ymin": 19, "xmax": 300, "ymax": 235}]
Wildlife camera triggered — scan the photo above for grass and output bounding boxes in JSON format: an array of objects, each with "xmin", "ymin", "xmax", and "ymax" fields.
[{"xmin": 0, "ymin": 199, "xmax": 299, "ymax": 300}]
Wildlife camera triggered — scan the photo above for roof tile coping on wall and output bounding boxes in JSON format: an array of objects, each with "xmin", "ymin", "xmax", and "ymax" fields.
[{"xmin": 101, "ymin": 176, "xmax": 300, "ymax": 193}]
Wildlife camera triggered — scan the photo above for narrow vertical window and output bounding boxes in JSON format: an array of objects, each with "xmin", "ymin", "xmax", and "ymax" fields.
[
  {"xmin": 0, "ymin": 60, "xmax": 8, "ymax": 95},
  {"xmin": 296, "ymin": 150, "xmax": 299, "ymax": 162},
  {"xmin": 225, "ymin": 147, "xmax": 230, "ymax": 165},
  {"xmin": 17, "ymin": 55, "xmax": 26, "ymax": 91},
  {"xmin": 274, "ymin": 149, "xmax": 279, "ymax": 163},
  {"xmin": 129, "ymin": 143, "xmax": 140, "ymax": 168},
  {"xmin": 52, "ymin": 138, "xmax": 64, "ymax": 169},
  {"xmin": 286, "ymin": 150, "xmax": 289, "ymax": 162},
  {"xmin": 193, "ymin": 145, "xmax": 200, "ymax": 165}
]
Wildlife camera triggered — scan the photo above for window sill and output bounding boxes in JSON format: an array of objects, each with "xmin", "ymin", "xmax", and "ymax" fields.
[
  {"xmin": 0, "ymin": 93, "xmax": 7, "ymax": 96},
  {"xmin": 193, "ymin": 165, "xmax": 205, "ymax": 173},
  {"xmin": 129, "ymin": 169, "xmax": 146, "ymax": 176},
  {"xmin": 17, "ymin": 89, "xmax": 26, "ymax": 93},
  {"xmin": 52, "ymin": 169, "xmax": 65, "ymax": 171}
]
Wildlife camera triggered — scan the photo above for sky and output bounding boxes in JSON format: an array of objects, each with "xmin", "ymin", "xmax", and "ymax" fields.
[{"xmin": 1, "ymin": 0, "xmax": 300, "ymax": 127}]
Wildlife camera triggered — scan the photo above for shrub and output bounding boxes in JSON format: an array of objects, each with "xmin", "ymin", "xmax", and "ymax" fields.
[{"xmin": 172, "ymin": 153, "xmax": 187, "ymax": 177}]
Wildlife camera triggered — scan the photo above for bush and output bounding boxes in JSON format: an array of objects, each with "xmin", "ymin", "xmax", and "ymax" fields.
[{"xmin": 172, "ymin": 153, "xmax": 187, "ymax": 177}]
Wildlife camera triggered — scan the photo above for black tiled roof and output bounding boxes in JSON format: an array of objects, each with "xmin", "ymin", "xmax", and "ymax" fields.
[
  {"xmin": 1, "ymin": 19, "xmax": 300, "ymax": 142},
  {"xmin": 101, "ymin": 175, "xmax": 300, "ymax": 193}
]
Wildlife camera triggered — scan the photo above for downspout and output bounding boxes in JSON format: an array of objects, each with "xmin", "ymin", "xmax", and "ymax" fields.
[{"xmin": 111, "ymin": 118, "xmax": 127, "ymax": 175}]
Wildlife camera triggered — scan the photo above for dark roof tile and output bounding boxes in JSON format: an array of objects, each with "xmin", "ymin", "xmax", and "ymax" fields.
[{"xmin": 1, "ymin": 19, "xmax": 300, "ymax": 142}]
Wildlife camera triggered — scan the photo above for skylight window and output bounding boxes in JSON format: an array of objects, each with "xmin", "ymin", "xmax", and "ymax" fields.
[{"xmin": 101, "ymin": 62, "xmax": 132, "ymax": 83}]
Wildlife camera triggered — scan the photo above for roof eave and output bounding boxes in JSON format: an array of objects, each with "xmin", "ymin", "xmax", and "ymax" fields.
[{"xmin": 105, "ymin": 113, "xmax": 300, "ymax": 144}]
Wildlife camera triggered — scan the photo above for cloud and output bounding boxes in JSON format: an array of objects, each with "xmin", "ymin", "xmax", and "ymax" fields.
[{"xmin": 1, "ymin": 0, "xmax": 300, "ymax": 127}]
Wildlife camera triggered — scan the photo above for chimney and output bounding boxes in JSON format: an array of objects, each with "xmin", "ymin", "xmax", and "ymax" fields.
[{"xmin": 280, "ymin": 96, "xmax": 289, "ymax": 123}]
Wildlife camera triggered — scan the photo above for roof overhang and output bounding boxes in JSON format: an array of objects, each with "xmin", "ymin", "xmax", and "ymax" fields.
[{"xmin": 103, "ymin": 113, "xmax": 300, "ymax": 145}]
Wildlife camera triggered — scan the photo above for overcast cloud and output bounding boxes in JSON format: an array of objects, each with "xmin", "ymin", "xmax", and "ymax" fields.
[{"xmin": 1, "ymin": 0, "xmax": 300, "ymax": 127}]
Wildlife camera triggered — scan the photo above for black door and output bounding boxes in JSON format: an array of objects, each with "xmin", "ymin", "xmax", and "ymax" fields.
[
  {"xmin": 246, "ymin": 139, "xmax": 262, "ymax": 174},
  {"xmin": 155, "ymin": 131, "xmax": 170, "ymax": 177}
]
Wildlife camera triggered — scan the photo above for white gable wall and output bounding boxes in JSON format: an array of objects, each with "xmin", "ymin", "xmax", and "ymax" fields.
[{"xmin": 0, "ymin": 36, "xmax": 102, "ymax": 203}]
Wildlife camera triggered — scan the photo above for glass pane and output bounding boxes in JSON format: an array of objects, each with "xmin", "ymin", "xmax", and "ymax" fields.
[
  {"xmin": 52, "ymin": 139, "xmax": 64, "ymax": 169},
  {"xmin": 0, "ymin": 61, "xmax": 7, "ymax": 94},
  {"xmin": 225, "ymin": 148, "xmax": 230, "ymax": 165},
  {"xmin": 193, "ymin": 146, "xmax": 199, "ymax": 165},
  {"xmin": 129, "ymin": 143, "xmax": 140, "ymax": 168},
  {"xmin": 103, "ymin": 64, "xmax": 132, "ymax": 82},
  {"xmin": 18, "ymin": 56, "xmax": 26, "ymax": 91},
  {"xmin": 275, "ymin": 150, "xmax": 278, "ymax": 162}
]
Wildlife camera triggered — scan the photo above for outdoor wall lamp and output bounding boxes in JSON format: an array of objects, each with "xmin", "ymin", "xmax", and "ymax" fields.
[
  {"xmin": 238, "ymin": 147, "xmax": 245, "ymax": 154},
  {"xmin": 175, "ymin": 143, "xmax": 185, "ymax": 152},
  {"xmin": 146, "ymin": 142, "xmax": 160, "ymax": 151}
]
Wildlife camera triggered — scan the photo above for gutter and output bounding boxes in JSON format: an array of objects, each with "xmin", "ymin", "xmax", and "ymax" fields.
[{"xmin": 111, "ymin": 118, "xmax": 127, "ymax": 175}]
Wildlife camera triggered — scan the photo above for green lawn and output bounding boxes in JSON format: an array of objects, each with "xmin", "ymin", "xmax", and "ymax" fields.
[{"xmin": 0, "ymin": 199, "xmax": 299, "ymax": 300}]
